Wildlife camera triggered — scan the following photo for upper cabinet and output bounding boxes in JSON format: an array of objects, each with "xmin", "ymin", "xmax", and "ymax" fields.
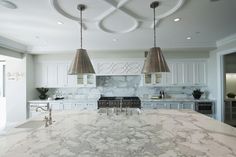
[
  {"xmin": 141, "ymin": 59, "xmax": 207, "ymax": 86},
  {"xmin": 35, "ymin": 62, "xmax": 96, "ymax": 88},
  {"xmin": 94, "ymin": 59, "xmax": 144, "ymax": 75}
]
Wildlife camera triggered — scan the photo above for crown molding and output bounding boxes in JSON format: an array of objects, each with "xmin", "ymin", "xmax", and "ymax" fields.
[
  {"xmin": 216, "ymin": 33, "xmax": 236, "ymax": 47},
  {"xmin": 0, "ymin": 36, "xmax": 27, "ymax": 52}
]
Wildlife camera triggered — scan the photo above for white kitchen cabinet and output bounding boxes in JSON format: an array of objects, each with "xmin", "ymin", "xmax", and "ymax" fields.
[
  {"xmin": 173, "ymin": 62, "xmax": 184, "ymax": 85},
  {"xmin": 193, "ymin": 62, "xmax": 207, "ymax": 85},
  {"xmin": 169, "ymin": 103, "xmax": 181, "ymax": 109},
  {"xmin": 180, "ymin": 102, "xmax": 194, "ymax": 110},
  {"xmin": 57, "ymin": 63, "xmax": 69, "ymax": 87},
  {"xmin": 77, "ymin": 74, "xmax": 96, "ymax": 87},
  {"xmin": 35, "ymin": 63, "xmax": 47, "ymax": 87},
  {"xmin": 184, "ymin": 62, "xmax": 194, "ymax": 85},
  {"xmin": 47, "ymin": 63, "xmax": 58, "ymax": 87},
  {"xmin": 50, "ymin": 102, "xmax": 64, "ymax": 111},
  {"xmin": 143, "ymin": 73, "xmax": 163, "ymax": 86}
]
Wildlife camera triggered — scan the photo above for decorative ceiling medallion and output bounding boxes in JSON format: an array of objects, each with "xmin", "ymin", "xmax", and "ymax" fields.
[{"xmin": 50, "ymin": 0, "xmax": 185, "ymax": 34}]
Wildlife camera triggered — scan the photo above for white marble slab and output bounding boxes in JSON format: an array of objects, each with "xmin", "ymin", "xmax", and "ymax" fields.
[{"xmin": 0, "ymin": 109, "xmax": 236, "ymax": 157}]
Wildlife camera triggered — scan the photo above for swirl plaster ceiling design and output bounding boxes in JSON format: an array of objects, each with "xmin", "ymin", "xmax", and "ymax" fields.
[{"xmin": 51, "ymin": 0, "xmax": 185, "ymax": 34}]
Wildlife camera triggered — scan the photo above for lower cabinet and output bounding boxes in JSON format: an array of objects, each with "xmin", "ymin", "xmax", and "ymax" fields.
[
  {"xmin": 50, "ymin": 101, "xmax": 97, "ymax": 111},
  {"xmin": 141, "ymin": 101, "xmax": 195, "ymax": 110}
]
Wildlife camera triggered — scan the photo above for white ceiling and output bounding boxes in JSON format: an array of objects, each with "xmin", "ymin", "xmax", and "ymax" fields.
[{"xmin": 0, "ymin": 0, "xmax": 236, "ymax": 54}]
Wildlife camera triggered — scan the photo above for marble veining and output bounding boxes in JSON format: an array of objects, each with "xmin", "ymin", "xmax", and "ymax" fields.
[{"xmin": 0, "ymin": 109, "xmax": 236, "ymax": 157}]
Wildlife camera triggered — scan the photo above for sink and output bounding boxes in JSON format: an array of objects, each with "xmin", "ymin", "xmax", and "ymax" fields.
[{"xmin": 15, "ymin": 120, "xmax": 44, "ymax": 129}]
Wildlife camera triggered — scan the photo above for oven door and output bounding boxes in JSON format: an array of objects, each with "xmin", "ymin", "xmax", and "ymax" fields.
[{"xmin": 195, "ymin": 102, "xmax": 213, "ymax": 115}]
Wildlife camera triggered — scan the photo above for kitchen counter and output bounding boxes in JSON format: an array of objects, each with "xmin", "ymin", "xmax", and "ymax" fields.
[
  {"xmin": 0, "ymin": 109, "xmax": 236, "ymax": 157},
  {"xmin": 141, "ymin": 98, "xmax": 215, "ymax": 102},
  {"xmin": 28, "ymin": 98, "xmax": 99, "ymax": 103}
]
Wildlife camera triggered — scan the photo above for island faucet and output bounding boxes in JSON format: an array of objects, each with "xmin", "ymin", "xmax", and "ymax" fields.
[{"xmin": 36, "ymin": 106, "xmax": 53, "ymax": 127}]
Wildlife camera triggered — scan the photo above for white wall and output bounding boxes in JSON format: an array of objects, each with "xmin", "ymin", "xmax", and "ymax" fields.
[
  {"xmin": 25, "ymin": 54, "xmax": 37, "ymax": 118},
  {"xmin": 5, "ymin": 56, "xmax": 26, "ymax": 126},
  {"xmin": 208, "ymin": 34, "xmax": 236, "ymax": 121},
  {"xmin": 5, "ymin": 54, "xmax": 37, "ymax": 126}
]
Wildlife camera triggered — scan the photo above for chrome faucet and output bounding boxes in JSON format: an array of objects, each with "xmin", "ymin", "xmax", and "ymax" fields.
[
  {"xmin": 48, "ymin": 108, "xmax": 52, "ymax": 125},
  {"xmin": 35, "ymin": 106, "xmax": 48, "ymax": 112},
  {"xmin": 44, "ymin": 116, "xmax": 49, "ymax": 127},
  {"xmin": 36, "ymin": 107, "xmax": 53, "ymax": 127}
]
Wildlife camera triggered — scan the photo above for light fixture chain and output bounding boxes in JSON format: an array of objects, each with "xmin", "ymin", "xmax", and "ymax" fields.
[
  {"xmin": 153, "ymin": 6, "xmax": 156, "ymax": 47},
  {"xmin": 80, "ymin": 7, "xmax": 82, "ymax": 49}
]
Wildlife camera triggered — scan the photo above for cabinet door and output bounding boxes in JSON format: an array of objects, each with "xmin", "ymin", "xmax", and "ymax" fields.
[
  {"xmin": 153, "ymin": 102, "xmax": 166, "ymax": 109},
  {"xmin": 57, "ymin": 63, "xmax": 68, "ymax": 87},
  {"xmin": 173, "ymin": 63, "xmax": 184, "ymax": 85},
  {"xmin": 50, "ymin": 102, "xmax": 63, "ymax": 111},
  {"xmin": 77, "ymin": 75, "xmax": 84, "ymax": 86},
  {"xmin": 67, "ymin": 64, "xmax": 77, "ymax": 87},
  {"xmin": 165, "ymin": 63, "xmax": 174, "ymax": 85},
  {"xmin": 47, "ymin": 63, "xmax": 58, "ymax": 87},
  {"xmin": 35, "ymin": 63, "xmax": 47, "ymax": 87},
  {"xmin": 169, "ymin": 103, "xmax": 180, "ymax": 109},
  {"xmin": 86, "ymin": 74, "xmax": 96, "ymax": 87},
  {"xmin": 184, "ymin": 62, "xmax": 194, "ymax": 85},
  {"xmin": 194, "ymin": 62, "xmax": 207, "ymax": 85},
  {"xmin": 144, "ymin": 74, "xmax": 152, "ymax": 85},
  {"xmin": 181, "ymin": 103, "xmax": 194, "ymax": 110}
]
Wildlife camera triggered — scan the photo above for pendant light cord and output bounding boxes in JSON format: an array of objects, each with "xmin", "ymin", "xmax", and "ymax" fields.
[
  {"xmin": 80, "ymin": 8, "xmax": 83, "ymax": 49},
  {"xmin": 153, "ymin": 7, "xmax": 156, "ymax": 48}
]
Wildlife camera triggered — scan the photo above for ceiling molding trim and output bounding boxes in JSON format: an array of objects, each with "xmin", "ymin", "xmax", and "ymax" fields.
[
  {"xmin": 156, "ymin": 0, "xmax": 185, "ymax": 19},
  {"xmin": 50, "ymin": 0, "xmax": 185, "ymax": 34},
  {"xmin": 216, "ymin": 33, "xmax": 236, "ymax": 47},
  {"xmin": 0, "ymin": 36, "xmax": 27, "ymax": 53},
  {"xmin": 50, "ymin": 0, "xmax": 88, "ymax": 30}
]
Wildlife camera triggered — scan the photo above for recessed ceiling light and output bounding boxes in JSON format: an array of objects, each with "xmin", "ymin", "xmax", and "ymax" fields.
[
  {"xmin": 57, "ymin": 21, "xmax": 64, "ymax": 25},
  {"xmin": 186, "ymin": 37, "xmax": 192, "ymax": 40},
  {"xmin": 0, "ymin": 0, "xmax": 17, "ymax": 9},
  {"xmin": 174, "ymin": 18, "xmax": 181, "ymax": 22},
  {"xmin": 112, "ymin": 38, "xmax": 118, "ymax": 42}
]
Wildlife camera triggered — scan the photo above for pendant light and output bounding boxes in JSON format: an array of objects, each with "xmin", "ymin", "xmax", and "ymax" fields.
[
  {"xmin": 142, "ymin": 1, "xmax": 170, "ymax": 73},
  {"xmin": 68, "ymin": 4, "xmax": 95, "ymax": 75}
]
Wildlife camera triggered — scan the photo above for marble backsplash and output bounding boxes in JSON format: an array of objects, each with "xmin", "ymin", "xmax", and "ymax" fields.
[{"xmin": 47, "ymin": 76, "xmax": 209, "ymax": 99}]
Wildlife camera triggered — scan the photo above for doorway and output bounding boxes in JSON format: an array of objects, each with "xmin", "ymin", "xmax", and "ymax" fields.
[
  {"xmin": 223, "ymin": 52, "xmax": 236, "ymax": 126},
  {"xmin": 0, "ymin": 61, "xmax": 6, "ymax": 130}
]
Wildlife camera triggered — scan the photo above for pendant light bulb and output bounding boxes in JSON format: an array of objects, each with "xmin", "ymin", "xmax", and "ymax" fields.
[{"xmin": 142, "ymin": 1, "xmax": 170, "ymax": 73}]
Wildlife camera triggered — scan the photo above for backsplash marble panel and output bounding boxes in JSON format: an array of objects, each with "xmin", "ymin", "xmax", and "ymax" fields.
[{"xmin": 47, "ymin": 76, "xmax": 209, "ymax": 99}]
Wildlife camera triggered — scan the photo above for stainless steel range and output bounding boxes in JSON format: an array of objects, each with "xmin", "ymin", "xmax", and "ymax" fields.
[{"xmin": 97, "ymin": 97, "xmax": 141, "ymax": 109}]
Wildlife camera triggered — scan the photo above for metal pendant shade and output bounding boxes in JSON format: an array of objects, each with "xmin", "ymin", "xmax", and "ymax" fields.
[
  {"xmin": 68, "ymin": 4, "xmax": 95, "ymax": 75},
  {"xmin": 142, "ymin": 47, "xmax": 170, "ymax": 73},
  {"xmin": 142, "ymin": 1, "xmax": 170, "ymax": 73},
  {"xmin": 68, "ymin": 49, "xmax": 95, "ymax": 74}
]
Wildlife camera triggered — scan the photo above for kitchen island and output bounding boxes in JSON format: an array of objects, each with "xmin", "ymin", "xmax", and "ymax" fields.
[{"xmin": 0, "ymin": 109, "xmax": 236, "ymax": 157}]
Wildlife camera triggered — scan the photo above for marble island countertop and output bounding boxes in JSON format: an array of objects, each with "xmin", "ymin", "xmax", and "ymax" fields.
[{"xmin": 1, "ymin": 109, "xmax": 236, "ymax": 157}]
